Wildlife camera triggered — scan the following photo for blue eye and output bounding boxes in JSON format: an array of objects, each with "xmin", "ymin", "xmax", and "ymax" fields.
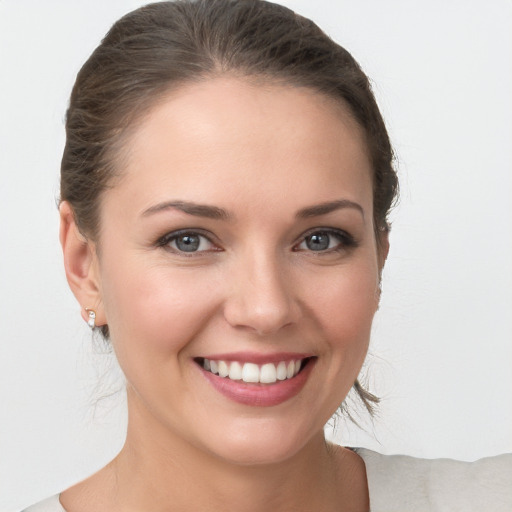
[
  {"xmin": 304, "ymin": 232, "xmax": 331, "ymax": 251},
  {"xmin": 159, "ymin": 231, "xmax": 216, "ymax": 253},
  {"xmin": 296, "ymin": 230, "xmax": 355, "ymax": 252}
]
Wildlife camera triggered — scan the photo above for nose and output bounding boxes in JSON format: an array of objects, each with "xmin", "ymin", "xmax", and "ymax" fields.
[{"xmin": 223, "ymin": 251, "xmax": 300, "ymax": 336}]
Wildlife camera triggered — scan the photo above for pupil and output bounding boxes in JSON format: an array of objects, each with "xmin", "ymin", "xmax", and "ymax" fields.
[
  {"xmin": 176, "ymin": 234, "xmax": 200, "ymax": 252},
  {"xmin": 307, "ymin": 233, "xmax": 329, "ymax": 251}
]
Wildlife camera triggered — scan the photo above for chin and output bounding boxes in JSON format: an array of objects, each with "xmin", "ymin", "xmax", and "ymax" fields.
[{"xmin": 198, "ymin": 418, "xmax": 320, "ymax": 467}]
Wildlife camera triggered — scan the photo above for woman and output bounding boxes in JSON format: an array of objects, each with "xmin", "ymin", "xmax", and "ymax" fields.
[{"xmin": 20, "ymin": 1, "xmax": 511, "ymax": 511}]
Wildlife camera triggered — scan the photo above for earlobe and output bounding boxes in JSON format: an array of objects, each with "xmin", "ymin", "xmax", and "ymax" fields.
[{"xmin": 59, "ymin": 201, "xmax": 105, "ymax": 326}]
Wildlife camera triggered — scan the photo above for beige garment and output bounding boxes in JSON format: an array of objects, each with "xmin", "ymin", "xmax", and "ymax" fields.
[
  {"xmin": 355, "ymin": 448, "xmax": 512, "ymax": 512},
  {"xmin": 22, "ymin": 449, "xmax": 512, "ymax": 512}
]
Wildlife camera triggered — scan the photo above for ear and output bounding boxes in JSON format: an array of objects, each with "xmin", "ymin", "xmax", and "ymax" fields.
[
  {"xmin": 375, "ymin": 230, "xmax": 390, "ymax": 309},
  {"xmin": 378, "ymin": 229, "xmax": 390, "ymax": 271},
  {"xmin": 59, "ymin": 201, "xmax": 106, "ymax": 326}
]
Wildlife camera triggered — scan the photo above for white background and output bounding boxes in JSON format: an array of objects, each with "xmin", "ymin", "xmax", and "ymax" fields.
[{"xmin": 1, "ymin": 1, "xmax": 511, "ymax": 510}]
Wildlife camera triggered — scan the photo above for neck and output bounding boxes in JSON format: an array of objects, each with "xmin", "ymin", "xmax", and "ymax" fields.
[
  {"xmin": 116, "ymin": 429, "xmax": 337, "ymax": 510},
  {"xmin": 62, "ymin": 388, "xmax": 368, "ymax": 512},
  {"xmin": 111, "ymin": 392, "xmax": 352, "ymax": 512}
]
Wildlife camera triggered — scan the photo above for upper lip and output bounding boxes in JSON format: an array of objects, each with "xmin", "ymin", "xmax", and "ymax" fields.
[{"xmin": 197, "ymin": 351, "xmax": 314, "ymax": 365}]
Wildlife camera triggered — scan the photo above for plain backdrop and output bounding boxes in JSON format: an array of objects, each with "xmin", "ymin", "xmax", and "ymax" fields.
[{"xmin": 1, "ymin": 1, "xmax": 511, "ymax": 510}]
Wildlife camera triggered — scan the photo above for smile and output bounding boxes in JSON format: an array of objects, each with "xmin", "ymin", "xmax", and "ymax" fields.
[
  {"xmin": 201, "ymin": 358, "xmax": 306, "ymax": 384},
  {"xmin": 196, "ymin": 355, "xmax": 316, "ymax": 406}
]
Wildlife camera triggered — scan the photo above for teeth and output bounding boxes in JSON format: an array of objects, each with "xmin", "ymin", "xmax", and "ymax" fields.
[
  {"xmin": 286, "ymin": 360, "xmax": 295, "ymax": 379},
  {"xmin": 260, "ymin": 363, "xmax": 277, "ymax": 384},
  {"xmin": 276, "ymin": 361, "xmax": 287, "ymax": 381},
  {"xmin": 228, "ymin": 361, "xmax": 242, "ymax": 380},
  {"xmin": 218, "ymin": 360, "xmax": 229, "ymax": 378},
  {"xmin": 202, "ymin": 358, "xmax": 305, "ymax": 384},
  {"xmin": 242, "ymin": 363, "xmax": 259, "ymax": 383}
]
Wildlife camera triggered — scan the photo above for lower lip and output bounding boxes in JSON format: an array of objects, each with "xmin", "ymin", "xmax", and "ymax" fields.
[{"xmin": 199, "ymin": 359, "xmax": 315, "ymax": 407}]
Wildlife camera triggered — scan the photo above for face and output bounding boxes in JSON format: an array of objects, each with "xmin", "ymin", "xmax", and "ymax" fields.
[{"xmin": 90, "ymin": 78, "xmax": 382, "ymax": 465}]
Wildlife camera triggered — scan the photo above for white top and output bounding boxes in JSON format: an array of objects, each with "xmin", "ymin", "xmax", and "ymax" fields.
[
  {"xmin": 355, "ymin": 448, "xmax": 512, "ymax": 512},
  {"xmin": 21, "ymin": 449, "xmax": 512, "ymax": 512}
]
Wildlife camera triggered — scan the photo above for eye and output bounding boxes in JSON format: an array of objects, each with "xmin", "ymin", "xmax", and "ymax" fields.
[
  {"xmin": 158, "ymin": 230, "xmax": 217, "ymax": 253},
  {"xmin": 295, "ymin": 229, "xmax": 356, "ymax": 253}
]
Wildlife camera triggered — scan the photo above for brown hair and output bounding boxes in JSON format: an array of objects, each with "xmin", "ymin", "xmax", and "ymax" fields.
[{"xmin": 61, "ymin": 0, "xmax": 398, "ymax": 414}]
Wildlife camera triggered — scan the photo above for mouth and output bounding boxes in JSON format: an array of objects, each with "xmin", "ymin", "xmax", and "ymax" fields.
[
  {"xmin": 195, "ymin": 356, "xmax": 314, "ymax": 384},
  {"xmin": 194, "ymin": 355, "xmax": 316, "ymax": 406}
]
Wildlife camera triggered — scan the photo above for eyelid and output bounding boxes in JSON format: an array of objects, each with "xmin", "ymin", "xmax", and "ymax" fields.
[
  {"xmin": 155, "ymin": 227, "xmax": 356, "ymax": 254},
  {"xmin": 156, "ymin": 228, "xmax": 222, "ymax": 254},
  {"xmin": 293, "ymin": 227, "xmax": 357, "ymax": 252}
]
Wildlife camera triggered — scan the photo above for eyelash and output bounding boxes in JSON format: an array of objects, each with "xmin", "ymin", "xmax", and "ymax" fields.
[
  {"xmin": 293, "ymin": 228, "xmax": 358, "ymax": 254},
  {"xmin": 156, "ymin": 229, "xmax": 219, "ymax": 256},
  {"xmin": 156, "ymin": 228, "xmax": 358, "ymax": 256}
]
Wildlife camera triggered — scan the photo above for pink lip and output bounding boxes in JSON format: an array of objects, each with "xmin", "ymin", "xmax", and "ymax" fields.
[
  {"xmin": 198, "ymin": 357, "xmax": 316, "ymax": 407},
  {"xmin": 199, "ymin": 351, "xmax": 314, "ymax": 365}
]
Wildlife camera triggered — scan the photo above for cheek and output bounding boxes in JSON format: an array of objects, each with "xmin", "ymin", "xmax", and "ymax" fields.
[
  {"xmin": 307, "ymin": 260, "xmax": 379, "ymax": 356},
  {"xmin": 99, "ymin": 257, "xmax": 221, "ymax": 357}
]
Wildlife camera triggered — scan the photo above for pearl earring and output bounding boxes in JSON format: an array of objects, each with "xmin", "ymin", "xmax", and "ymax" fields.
[{"xmin": 85, "ymin": 308, "xmax": 96, "ymax": 329}]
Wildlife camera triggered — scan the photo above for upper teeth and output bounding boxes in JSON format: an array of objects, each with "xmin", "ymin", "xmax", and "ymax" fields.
[{"xmin": 203, "ymin": 358, "xmax": 302, "ymax": 384}]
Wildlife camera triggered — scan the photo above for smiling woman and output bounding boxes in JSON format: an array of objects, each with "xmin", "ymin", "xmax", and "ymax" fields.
[
  {"xmin": 13, "ymin": 0, "xmax": 512, "ymax": 511},
  {"xmin": 60, "ymin": 73, "xmax": 383, "ymax": 477}
]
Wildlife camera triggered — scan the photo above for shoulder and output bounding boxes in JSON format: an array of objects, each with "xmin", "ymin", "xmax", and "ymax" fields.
[
  {"xmin": 21, "ymin": 495, "xmax": 66, "ymax": 512},
  {"xmin": 354, "ymin": 448, "xmax": 512, "ymax": 512}
]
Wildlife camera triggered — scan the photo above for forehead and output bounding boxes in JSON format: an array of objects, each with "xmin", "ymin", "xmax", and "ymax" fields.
[{"xmin": 108, "ymin": 77, "xmax": 373, "ymax": 217}]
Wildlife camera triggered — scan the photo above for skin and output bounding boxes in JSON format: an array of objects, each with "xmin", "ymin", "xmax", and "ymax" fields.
[{"xmin": 59, "ymin": 77, "xmax": 387, "ymax": 512}]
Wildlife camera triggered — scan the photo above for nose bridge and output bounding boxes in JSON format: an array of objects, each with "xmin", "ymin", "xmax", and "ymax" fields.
[{"xmin": 224, "ymin": 244, "xmax": 298, "ymax": 335}]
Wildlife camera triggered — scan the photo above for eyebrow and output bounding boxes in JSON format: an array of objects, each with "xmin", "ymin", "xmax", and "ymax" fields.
[
  {"xmin": 142, "ymin": 198, "xmax": 364, "ymax": 221},
  {"xmin": 296, "ymin": 199, "xmax": 365, "ymax": 220},
  {"xmin": 142, "ymin": 200, "xmax": 231, "ymax": 220}
]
